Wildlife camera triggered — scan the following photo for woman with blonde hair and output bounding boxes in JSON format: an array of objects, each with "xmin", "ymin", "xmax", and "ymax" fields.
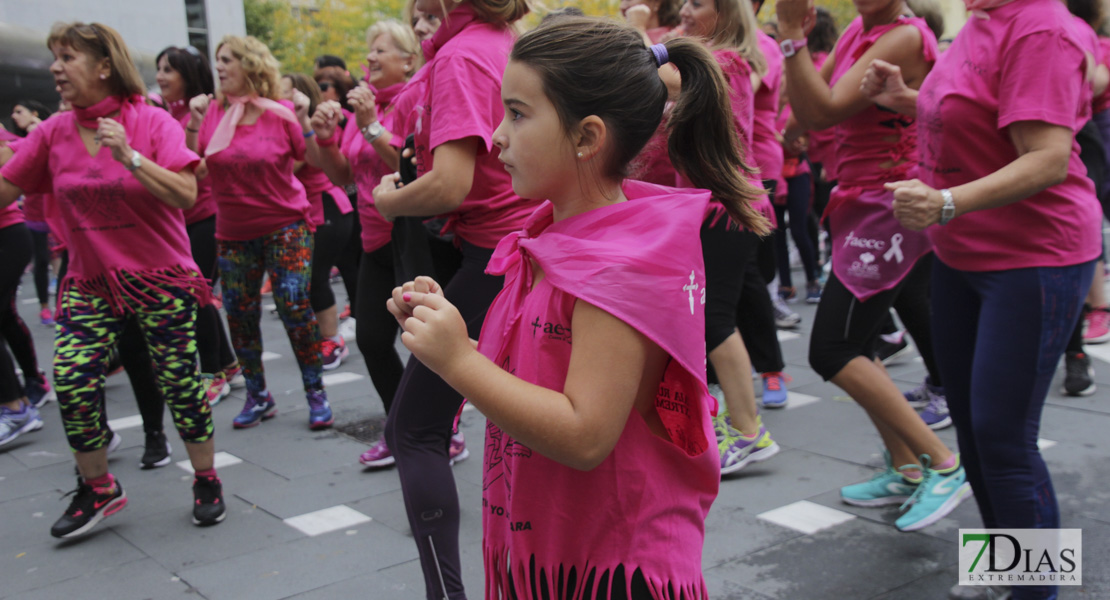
[
  {"xmin": 309, "ymin": 18, "xmax": 422, "ymax": 467},
  {"xmin": 0, "ymin": 21, "xmax": 225, "ymax": 537},
  {"xmin": 187, "ymin": 35, "xmax": 333, "ymax": 431}
]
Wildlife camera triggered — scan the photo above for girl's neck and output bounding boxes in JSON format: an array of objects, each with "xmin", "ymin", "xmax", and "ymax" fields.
[
  {"xmin": 550, "ymin": 178, "xmax": 627, "ymax": 222},
  {"xmin": 861, "ymin": 1, "xmax": 908, "ymax": 30}
]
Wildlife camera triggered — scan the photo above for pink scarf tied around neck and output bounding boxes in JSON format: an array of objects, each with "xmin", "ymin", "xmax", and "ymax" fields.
[{"xmin": 205, "ymin": 95, "xmax": 299, "ymax": 156}]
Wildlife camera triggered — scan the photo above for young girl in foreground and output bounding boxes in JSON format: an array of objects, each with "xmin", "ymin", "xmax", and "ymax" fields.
[{"xmin": 389, "ymin": 17, "xmax": 767, "ymax": 600}]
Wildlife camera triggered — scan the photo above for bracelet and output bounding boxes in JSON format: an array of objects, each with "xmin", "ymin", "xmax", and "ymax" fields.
[
  {"xmin": 317, "ymin": 133, "xmax": 339, "ymax": 147},
  {"xmin": 186, "ymin": 127, "xmax": 199, "ymax": 133},
  {"xmin": 302, "ymin": 130, "xmax": 316, "ymax": 139}
]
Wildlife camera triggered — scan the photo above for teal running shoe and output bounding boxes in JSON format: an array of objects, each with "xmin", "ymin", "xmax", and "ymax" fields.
[
  {"xmin": 896, "ymin": 454, "xmax": 972, "ymax": 532},
  {"xmin": 841, "ymin": 451, "xmax": 920, "ymax": 507}
]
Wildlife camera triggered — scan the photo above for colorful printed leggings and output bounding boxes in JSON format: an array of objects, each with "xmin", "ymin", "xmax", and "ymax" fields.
[
  {"xmin": 217, "ymin": 221, "xmax": 324, "ymax": 396},
  {"xmin": 55, "ymin": 279, "xmax": 213, "ymax": 452}
]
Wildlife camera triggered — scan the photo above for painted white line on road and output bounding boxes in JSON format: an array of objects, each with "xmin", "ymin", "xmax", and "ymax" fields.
[
  {"xmin": 1084, "ymin": 343, "xmax": 1110, "ymax": 365},
  {"xmin": 262, "ymin": 351, "xmax": 282, "ymax": 362},
  {"xmin": 106, "ymin": 414, "xmax": 144, "ymax": 431},
  {"xmin": 776, "ymin": 330, "xmax": 800, "ymax": 342},
  {"xmin": 177, "ymin": 451, "xmax": 243, "ymax": 473},
  {"xmin": 1037, "ymin": 439, "xmax": 1057, "ymax": 450},
  {"xmin": 758, "ymin": 500, "xmax": 856, "ymax": 534},
  {"xmin": 284, "ymin": 505, "xmax": 372, "ymax": 537},
  {"xmin": 783, "ymin": 392, "xmax": 821, "ymax": 410},
  {"xmin": 322, "ymin": 372, "xmax": 364, "ymax": 387}
]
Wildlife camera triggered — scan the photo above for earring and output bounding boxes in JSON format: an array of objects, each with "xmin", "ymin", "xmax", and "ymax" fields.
[
  {"xmin": 99, "ymin": 74, "xmax": 107, "ymax": 80},
  {"xmin": 577, "ymin": 152, "xmax": 583, "ymax": 158}
]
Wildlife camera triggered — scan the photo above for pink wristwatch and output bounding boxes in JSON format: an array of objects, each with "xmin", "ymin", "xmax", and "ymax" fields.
[{"xmin": 780, "ymin": 38, "xmax": 808, "ymax": 58}]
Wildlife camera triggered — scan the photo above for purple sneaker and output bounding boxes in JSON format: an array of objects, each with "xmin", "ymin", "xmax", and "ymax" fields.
[
  {"xmin": 359, "ymin": 438, "xmax": 395, "ymax": 468},
  {"xmin": 449, "ymin": 432, "xmax": 469, "ymax": 465},
  {"xmin": 306, "ymin": 390, "xmax": 334, "ymax": 430},
  {"xmin": 232, "ymin": 392, "xmax": 277, "ymax": 429},
  {"xmin": 920, "ymin": 388, "xmax": 952, "ymax": 430}
]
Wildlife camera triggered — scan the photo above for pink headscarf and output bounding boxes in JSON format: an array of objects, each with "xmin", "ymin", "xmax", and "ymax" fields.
[{"xmin": 205, "ymin": 94, "xmax": 299, "ymax": 156}]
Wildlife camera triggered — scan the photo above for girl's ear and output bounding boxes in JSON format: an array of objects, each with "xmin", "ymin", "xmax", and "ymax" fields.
[{"xmin": 575, "ymin": 115, "xmax": 607, "ymax": 162}]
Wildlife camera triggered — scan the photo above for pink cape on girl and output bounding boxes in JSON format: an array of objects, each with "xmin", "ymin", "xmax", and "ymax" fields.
[{"xmin": 477, "ymin": 180, "xmax": 720, "ymax": 600}]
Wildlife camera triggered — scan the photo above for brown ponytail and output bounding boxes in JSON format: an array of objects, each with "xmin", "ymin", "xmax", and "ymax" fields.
[{"xmin": 664, "ymin": 37, "xmax": 769, "ymax": 235}]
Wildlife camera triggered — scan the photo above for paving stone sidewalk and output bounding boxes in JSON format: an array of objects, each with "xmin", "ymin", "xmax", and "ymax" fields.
[{"xmin": 2, "ymin": 277, "xmax": 1107, "ymax": 600}]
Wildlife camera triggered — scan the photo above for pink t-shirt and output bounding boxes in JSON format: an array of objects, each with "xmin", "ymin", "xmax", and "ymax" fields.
[
  {"xmin": 920, "ymin": 0, "xmax": 1102, "ymax": 271},
  {"xmin": 1095, "ymin": 37, "xmax": 1110, "ymax": 114},
  {"xmin": 410, "ymin": 4, "xmax": 541, "ymax": 248},
  {"xmin": 1068, "ymin": 15, "xmax": 1099, "ymax": 124},
  {"xmin": 754, "ymin": 31, "xmax": 785, "ymax": 195},
  {"xmin": 830, "ymin": 16, "xmax": 937, "ymax": 186},
  {"xmin": 172, "ymin": 111, "xmax": 217, "ymax": 225},
  {"xmin": 479, "ymin": 181, "xmax": 718, "ymax": 600},
  {"xmin": 1, "ymin": 101, "xmax": 206, "ymax": 311},
  {"xmin": 295, "ymin": 161, "xmax": 351, "ymax": 227},
  {"xmin": 0, "ymin": 204, "xmax": 22, "ymax": 230},
  {"xmin": 198, "ymin": 99, "xmax": 313, "ymax": 241},
  {"xmin": 341, "ymin": 109, "xmax": 395, "ymax": 253}
]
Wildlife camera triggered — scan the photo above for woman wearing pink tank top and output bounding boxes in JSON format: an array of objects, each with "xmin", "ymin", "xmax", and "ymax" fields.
[
  {"xmin": 389, "ymin": 17, "xmax": 768, "ymax": 600},
  {"xmin": 777, "ymin": 0, "xmax": 968, "ymax": 533}
]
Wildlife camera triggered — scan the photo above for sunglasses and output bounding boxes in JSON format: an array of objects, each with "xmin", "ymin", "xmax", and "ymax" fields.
[{"xmin": 317, "ymin": 81, "xmax": 333, "ymax": 91}]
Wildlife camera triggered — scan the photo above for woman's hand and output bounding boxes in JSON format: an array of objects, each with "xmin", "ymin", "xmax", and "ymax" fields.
[
  {"xmin": 348, "ymin": 84, "xmax": 379, "ymax": 130},
  {"xmin": 311, "ymin": 100, "xmax": 343, "ymax": 140},
  {"xmin": 775, "ymin": 0, "xmax": 815, "ymax": 39},
  {"xmin": 188, "ymin": 93, "xmax": 211, "ymax": 128},
  {"xmin": 887, "ymin": 179, "xmax": 944, "ymax": 231},
  {"xmin": 96, "ymin": 117, "xmax": 136, "ymax": 167},
  {"xmin": 861, "ymin": 59, "xmax": 916, "ymax": 116},
  {"xmin": 373, "ymin": 173, "xmax": 402, "ymax": 220},
  {"xmin": 625, "ymin": 4, "xmax": 651, "ymax": 31},
  {"xmin": 292, "ymin": 89, "xmax": 311, "ymax": 129}
]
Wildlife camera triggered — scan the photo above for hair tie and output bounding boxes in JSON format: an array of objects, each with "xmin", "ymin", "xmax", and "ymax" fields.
[{"xmin": 650, "ymin": 43, "xmax": 669, "ymax": 67}]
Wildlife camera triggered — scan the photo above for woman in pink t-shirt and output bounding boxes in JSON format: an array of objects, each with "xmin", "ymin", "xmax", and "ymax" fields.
[
  {"xmin": 364, "ymin": 0, "xmax": 540, "ymax": 597},
  {"xmin": 156, "ymin": 45, "xmax": 240, "ymax": 408},
  {"xmin": 868, "ymin": 1, "xmax": 1101, "ymax": 597},
  {"xmin": 308, "ymin": 18, "xmax": 423, "ymax": 468},
  {"xmin": 389, "ymin": 18, "xmax": 769, "ymax": 599},
  {"xmin": 0, "ymin": 22, "xmax": 224, "ymax": 538},
  {"xmin": 621, "ymin": 0, "xmax": 682, "ymax": 43},
  {"xmin": 187, "ymin": 35, "xmax": 333, "ymax": 432},
  {"xmin": 777, "ymin": 0, "xmax": 968, "ymax": 533}
]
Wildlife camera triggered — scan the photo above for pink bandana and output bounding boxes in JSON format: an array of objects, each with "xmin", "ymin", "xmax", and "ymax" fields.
[
  {"xmin": 205, "ymin": 94, "xmax": 299, "ymax": 156},
  {"xmin": 72, "ymin": 94, "xmax": 142, "ymax": 129}
]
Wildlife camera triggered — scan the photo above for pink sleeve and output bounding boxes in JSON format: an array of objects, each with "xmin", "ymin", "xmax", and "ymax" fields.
[
  {"xmin": 428, "ymin": 56, "xmax": 500, "ymax": 152},
  {"xmin": 998, "ymin": 30, "xmax": 1087, "ymax": 130},
  {"xmin": 287, "ymin": 117, "xmax": 307, "ymax": 162},
  {"xmin": 0, "ymin": 122, "xmax": 52, "ymax": 194},
  {"xmin": 148, "ymin": 109, "xmax": 200, "ymax": 173}
]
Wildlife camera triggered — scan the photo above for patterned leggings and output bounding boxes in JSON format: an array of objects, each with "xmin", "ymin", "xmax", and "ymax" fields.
[
  {"xmin": 218, "ymin": 221, "xmax": 324, "ymax": 397},
  {"xmin": 55, "ymin": 279, "xmax": 213, "ymax": 453}
]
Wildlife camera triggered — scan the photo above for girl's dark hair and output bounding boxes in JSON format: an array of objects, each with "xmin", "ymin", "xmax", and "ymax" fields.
[
  {"xmin": 13, "ymin": 99, "xmax": 52, "ymax": 136},
  {"xmin": 1067, "ymin": 0, "xmax": 1105, "ymax": 31},
  {"xmin": 512, "ymin": 17, "xmax": 768, "ymax": 234},
  {"xmin": 809, "ymin": 8, "xmax": 839, "ymax": 54},
  {"xmin": 155, "ymin": 46, "xmax": 215, "ymax": 101},
  {"xmin": 283, "ymin": 73, "xmax": 322, "ymax": 117},
  {"xmin": 313, "ymin": 61, "xmax": 356, "ymax": 112}
]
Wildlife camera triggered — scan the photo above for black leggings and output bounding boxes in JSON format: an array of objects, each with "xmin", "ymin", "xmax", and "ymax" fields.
[
  {"xmin": 30, "ymin": 228, "xmax": 51, "ymax": 306},
  {"xmin": 701, "ymin": 215, "xmax": 757, "ymax": 352},
  {"xmin": 809, "ymin": 255, "xmax": 937, "ymax": 381},
  {"xmin": 384, "ymin": 241, "xmax": 502, "ymax": 600},
  {"xmin": 58, "ymin": 251, "xmax": 166, "ymax": 434},
  {"xmin": 309, "ymin": 193, "xmax": 355, "ymax": 314},
  {"xmin": 188, "ymin": 215, "xmax": 236, "ymax": 373},
  {"xmin": 0, "ymin": 223, "xmax": 34, "ymax": 403},
  {"xmin": 355, "ymin": 243, "xmax": 403, "ymax": 414},
  {"xmin": 774, "ymin": 172, "xmax": 821, "ymax": 286}
]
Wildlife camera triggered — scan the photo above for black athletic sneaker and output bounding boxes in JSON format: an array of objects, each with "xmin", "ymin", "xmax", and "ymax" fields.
[
  {"xmin": 50, "ymin": 476, "xmax": 128, "ymax": 538},
  {"xmin": 192, "ymin": 475, "xmax": 227, "ymax": 526},
  {"xmin": 140, "ymin": 430, "xmax": 173, "ymax": 469},
  {"xmin": 1063, "ymin": 351, "xmax": 1096, "ymax": 397}
]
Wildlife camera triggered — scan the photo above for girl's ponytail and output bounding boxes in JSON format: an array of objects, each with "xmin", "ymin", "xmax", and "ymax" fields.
[{"xmin": 663, "ymin": 37, "xmax": 770, "ymax": 235}]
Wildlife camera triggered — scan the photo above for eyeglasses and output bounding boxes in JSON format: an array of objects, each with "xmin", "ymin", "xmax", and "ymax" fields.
[
  {"xmin": 183, "ymin": 45, "xmax": 201, "ymax": 57},
  {"xmin": 317, "ymin": 81, "xmax": 333, "ymax": 91}
]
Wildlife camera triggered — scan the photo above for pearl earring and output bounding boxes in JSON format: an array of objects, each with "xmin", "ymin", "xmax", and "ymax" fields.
[
  {"xmin": 577, "ymin": 152, "xmax": 583, "ymax": 158},
  {"xmin": 99, "ymin": 74, "xmax": 107, "ymax": 80}
]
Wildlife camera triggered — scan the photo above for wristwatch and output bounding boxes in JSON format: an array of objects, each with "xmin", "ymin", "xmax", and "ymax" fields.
[
  {"xmin": 939, "ymin": 189, "xmax": 956, "ymax": 225},
  {"xmin": 362, "ymin": 121, "xmax": 385, "ymax": 143},
  {"xmin": 780, "ymin": 38, "xmax": 808, "ymax": 58},
  {"xmin": 125, "ymin": 151, "xmax": 143, "ymax": 172}
]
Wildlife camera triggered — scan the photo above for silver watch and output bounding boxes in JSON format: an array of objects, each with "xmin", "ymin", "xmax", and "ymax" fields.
[
  {"xmin": 939, "ymin": 188, "xmax": 956, "ymax": 225},
  {"xmin": 125, "ymin": 151, "xmax": 144, "ymax": 172},
  {"xmin": 362, "ymin": 121, "xmax": 385, "ymax": 143}
]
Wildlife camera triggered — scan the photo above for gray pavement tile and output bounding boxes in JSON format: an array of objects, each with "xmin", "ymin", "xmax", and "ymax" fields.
[
  {"xmin": 712, "ymin": 449, "xmax": 878, "ymax": 515},
  {"xmin": 0, "ymin": 451, "xmax": 29, "ymax": 477},
  {"xmin": 4, "ymin": 557, "xmax": 197, "ymax": 600},
  {"xmin": 0, "ymin": 458, "xmax": 80, "ymax": 503},
  {"xmin": 116, "ymin": 499, "xmax": 302, "ymax": 572},
  {"xmin": 1, "ymin": 490, "xmax": 74, "ymax": 542},
  {"xmin": 285, "ymin": 568, "xmax": 426, "ymax": 600},
  {"xmin": 225, "ymin": 427, "xmax": 369, "ymax": 480},
  {"xmin": 805, "ymin": 487, "xmax": 982, "ymax": 541},
  {"xmin": 3, "ymin": 530, "xmax": 146, "ymax": 597},
  {"xmin": 177, "ymin": 519, "xmax": 418, "ymax": 600},
  {"xmin": 235, "ymin": 463, "xmax": 401, "ymax": 519},
  {"xmin": 703, "ymin": 573, "xmax": 777, "ymax": 600},
  {"xmin": 703, "ymin": 504, "xmax": 806, "ymax": 570},
  {"xmin": 709, "ymin": 517, "xmax": 953, "ymax": 600}
]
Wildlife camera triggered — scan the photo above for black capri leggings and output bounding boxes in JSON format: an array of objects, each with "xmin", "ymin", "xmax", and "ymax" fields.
[
  {"xmin": 30, "ymin": 227, "xmax": 51, "ymax": 307},
  {"xmin": 355, "ymin": 243, "xmax": 403, "ymax": 414},
  {"xmin": 188, "ymin": 215, "xmax": 236, "ymax": 374},
  {"xmin": 384, "ymin": 240, "xmax": 502, "ymax": 600},
  {"xmin": 310, "ymin": 193, "xmax": 355, "ymax": 313},
  {"xmin": 0, "ymin": 223, "xmax": 34, "ymax": 403},
  {"xmin": 701, "ymin": 214, "xmax": 758, "ymax": 352}
]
